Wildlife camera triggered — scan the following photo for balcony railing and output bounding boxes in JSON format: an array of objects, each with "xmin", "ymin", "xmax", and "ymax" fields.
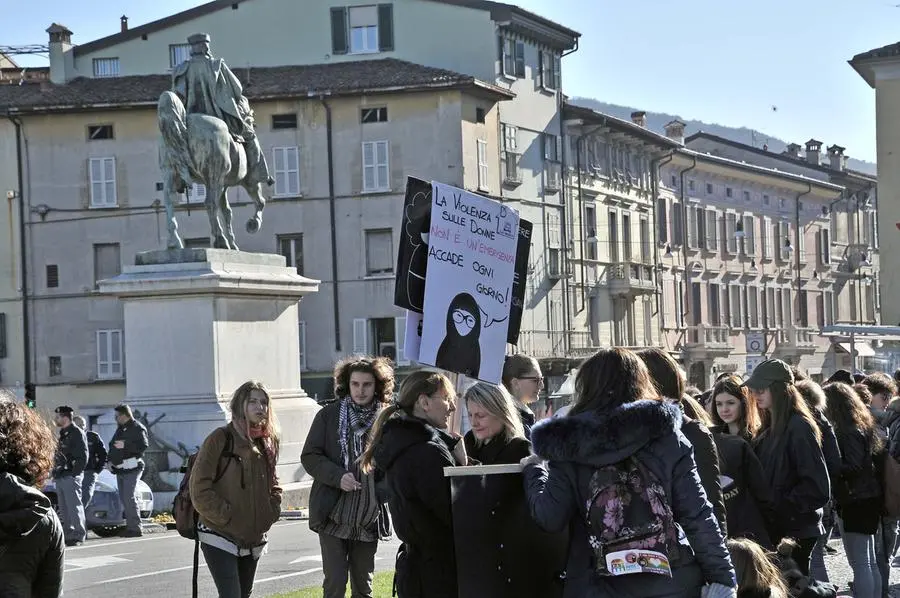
[
  {"xmin": 606, "ymin": 261, "xmax": 655, "ymax": 296},
  {"xmin": 685, "ymin": 324, "xmax": 731, "ymax": 349},
  {"xmin": 516, "ymin": 330, "xmax": 596, "ymax": 359},
  {"xmin": 775, "ymin": 326, "xmax": 817, "ymax": 350}
]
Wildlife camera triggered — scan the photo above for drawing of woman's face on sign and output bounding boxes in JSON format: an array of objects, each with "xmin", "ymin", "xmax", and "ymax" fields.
[{"xmin": 453, "ymin": 307, "xmax": 476, "ymax": 336}]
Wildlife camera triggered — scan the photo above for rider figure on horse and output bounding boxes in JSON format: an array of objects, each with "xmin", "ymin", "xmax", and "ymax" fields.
[{"xmin": 172, "ymin": 33, "xmax": 274, "ymax": 192}]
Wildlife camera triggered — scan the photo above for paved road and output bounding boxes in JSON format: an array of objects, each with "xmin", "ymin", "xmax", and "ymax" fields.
[{"xmin": 62, "ymin": 520, "xmax": 400, "ymax": 598}]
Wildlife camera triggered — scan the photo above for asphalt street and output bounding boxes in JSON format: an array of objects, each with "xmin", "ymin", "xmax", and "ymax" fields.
[{"xmin": 62, "ymin": 520, "xmax": 401, "ymax": 598}]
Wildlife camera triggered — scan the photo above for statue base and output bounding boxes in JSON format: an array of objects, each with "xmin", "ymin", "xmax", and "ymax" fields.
[{"xmin": 98, "ymin": 249, "xmax": 321, "ymax": 510}]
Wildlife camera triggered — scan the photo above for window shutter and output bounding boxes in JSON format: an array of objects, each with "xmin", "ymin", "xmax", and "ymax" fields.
[
  {"xmin": 538, "ymin": 51, "xmax": 545, "ymax": 87},
  {"xmin": 657, "ymin": 197, "xmax": 668, "ymax": 244},
  {"xmin": 553, "ymin": 54, "xmax": 561, "ymax": 90},
  {"xmin": 378, "ymin": 4, "xmax": 394, "ymax": 51},
  {"xmin": 331, "ymin": 7, "xmax": 348, "ymax": 54},
  {"xmin": 0, "ymin": 313, "xmax": 6, "ymax": 359},
  {"xmin": 822, "ymin": 227, "xmax": 831, "ymax": 264},
  {"xmin": 353, "ymin": 318, "xmax": 368, "ymax": 355},
  {"xmin": 514, "ymin": 41, "xmax": 525, "ymax": 77},
  {"xmin": 298, "ymin": 321, "xmax": 307, "ymax": 371},
  {"xmin": 395, "ymin": 317, "xmax": 409, "ymax": 365}
]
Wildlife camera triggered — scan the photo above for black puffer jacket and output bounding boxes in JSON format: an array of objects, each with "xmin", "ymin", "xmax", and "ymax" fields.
[
  {"xmin": 108, "ymin": 419, "xmax": 149, "ymax": 472},
  {"xmin": 810, "ymin": 408, "xmax": 842, "ymax": 488},
  {"xmin": 832, "ymin": 427, "xmax": 881, "ymax": 506},
  {"xmin": 754, "ymin": 413, "xmax": 830, "ymax": 541},
  {"xmin": 373, "ymin": 414, "xmax": 458, "ymax": 598},
  {"xmin": 0, "ymin": 472, "xmax": 64, "ymax": 598},
  {"xmin": 524, "ymin": 400, "xmax": 735, "ymax": 598},
  {"xmin": 681, "ymin": 416, "xmax": 727, "ymax": 536}
]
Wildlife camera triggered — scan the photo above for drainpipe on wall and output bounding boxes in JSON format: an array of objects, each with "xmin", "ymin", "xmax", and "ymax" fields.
[
  {"xmin": 651, "ymin": 151, "xmax": 675, "ymax": 342},
  {"xmin": 678, "ymin": 156, "xmax": 698, "ymax": 331},
  {"xmin": 3, "ymin": 113, "xmax": 30, "ymax": 387},
  {"xmin": 319, "ymin": 95, "xmax": 341, "ymax": 352}
]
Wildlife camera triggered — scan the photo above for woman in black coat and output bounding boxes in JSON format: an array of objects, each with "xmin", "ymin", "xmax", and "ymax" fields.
[
  {"xmin": 0, "ymin": 394, "xmax": 64, "ymax": 598},
  {"xmin": 745, "ymin": 359, "xmax": 830, "ymax": 577},
  {"xmin": 361, "ymin": 371, "xmax": 465, "ymax": 598},
  {"xmin": 824, "ymin": 383, "xmax": 883, "ymax": 598},
  {"xmin": 637, "ymin": 347, "xmax": 728, "ymax": 536},
  {"xmin": 459, "ymin": 382, "xmax": 567, "ymax": 598}
]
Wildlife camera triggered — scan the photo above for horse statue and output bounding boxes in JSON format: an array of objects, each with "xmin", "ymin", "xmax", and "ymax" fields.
[{"xmin": 157, "ymin": 90, "xmax": 266, "ymax": 250}]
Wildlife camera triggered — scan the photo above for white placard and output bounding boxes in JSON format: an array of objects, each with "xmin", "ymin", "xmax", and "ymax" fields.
[{"xmin": 417, "ymin": 182, "xmax": 519, "ymax": 384}]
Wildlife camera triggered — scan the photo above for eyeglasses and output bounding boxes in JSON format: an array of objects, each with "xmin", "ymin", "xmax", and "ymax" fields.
[
  {"xmin": 518, "ymin": 376, "xmax": 544, "ymax": 383},
  {"xmin": 452, "ymin": 310, "xmax": 475, "ymax": 327}
]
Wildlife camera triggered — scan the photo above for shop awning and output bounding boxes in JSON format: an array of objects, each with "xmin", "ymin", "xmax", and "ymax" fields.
[{"xmin": 836, "ymin": 342, "xmax": 876, "ymax": 357}]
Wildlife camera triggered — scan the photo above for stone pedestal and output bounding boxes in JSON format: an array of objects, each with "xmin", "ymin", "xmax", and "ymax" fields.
[{"xmin": 99, "ymin": 249, "xmax": 321, "ymax": 509}]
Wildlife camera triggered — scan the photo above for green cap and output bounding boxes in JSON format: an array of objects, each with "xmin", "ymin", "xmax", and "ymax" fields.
[{"xmin": 742, "ymin": 358, "xmax": 794, "ymax": 390}]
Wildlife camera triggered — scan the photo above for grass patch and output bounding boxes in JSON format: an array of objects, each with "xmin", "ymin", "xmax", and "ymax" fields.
[{"xmin": 266, "ymin": 570, "xmax": 394, "ymax": 597}]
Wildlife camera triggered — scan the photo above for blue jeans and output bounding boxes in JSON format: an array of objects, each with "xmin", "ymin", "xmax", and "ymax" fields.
[
  {"xmin": 810, "ymin": 527, "xmax": 831, "ymax": 582},
  {"xmin": 875, "ymin": 517, "xmax": 898, "ymax": 598},
  {"xmin": 56, "ymin": 474, "xmax": 86, "ymax": 543},
  {"xmin": 839, "ymin": 518, "xmax": 881, "ymax": 598}
]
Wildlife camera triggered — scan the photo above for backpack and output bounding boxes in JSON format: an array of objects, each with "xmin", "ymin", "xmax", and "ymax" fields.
[
  {"xmin": 585, "ymin": 456, "xmax": 681, "ymax": 578},
  {"xmin": 173, "ymin": 428, "xmax": 235, "ymax": 540}
]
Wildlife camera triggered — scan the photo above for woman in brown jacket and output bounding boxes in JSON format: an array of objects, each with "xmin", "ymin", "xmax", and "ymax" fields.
[{"xmin": 190, "ymin": 381, "xmax": 283, "ymax": 598}]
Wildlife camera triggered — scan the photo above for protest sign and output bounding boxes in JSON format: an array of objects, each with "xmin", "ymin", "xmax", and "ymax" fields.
[
  {"xmin": 507, "ymin": 219, "xmax": 532, "ymax": 345},
  {"xmin": 394, "ymin": 177, "xmax": 432, "ymax": 313},
  {"xmin": 417, "ymin": 183, "xmax": 519, "ymax": 383}
]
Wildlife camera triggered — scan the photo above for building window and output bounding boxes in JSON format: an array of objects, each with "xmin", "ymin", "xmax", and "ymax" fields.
[
  {"xmin": 49, "ymin": 356, "xmax": 62, "ymax": 377},
  {"xmin": 729, "ymin": 286, "xmax": 744, "ymax": 328},
  {"xmin": 46, "ymin": 264, "xmax": 59, "ymax": 288},
  {"xmin": 501, "ymin": 124, "xmax": 519, "ymax": 184},
  {"xmin": 361, "ymin": 107, "xmax": 388, "ymax": 123},
  {"xmin": 272, "ymin": 146, "xmax": 300, "ymax": 197},
  {"xmin": 500, "ymin": 37, "xmax": 525, "ymax": 78},
  {"xmin": 585, "ymin": 204, "xmax": 597, "ymax": 260},
  {"xmin": 278, "ymin": 234, "xmax": 304, "ymax": 276},
  {"xmin": 93, "ymin": 243, "xmax": 121, "ymax": 287},
  {"xmin": 688, "ymin": 180, "xmax": 695, "ymax": 192},
  {"xmin": 543, "ymin": 134, "xmax": 561, "ymax": 162},
  {"xmin": 475, "ymin": 107, "xmax": 486, "ymax": 124},
  {"xmin": 706, "ymin": 183, "xmax": 714, "ymax": 195},
  {"xmin": 670, "ymin": 175, "xmax": 677, "ymax": 187},
  {"xmin": 365, "ymin": 229, "xmax": 393, "ymax": 276},
  {"xmin": 271, "ymin": 113, "xmax": 298, "ymax": 129},
  {"xmin": 763, "ymin": 194, "xmax": 770, "ymax": 205},
  {"xmin": 0, "ymin": 313, "xmax": 6, "ymax": 358},
  {"xmin": 169, "ymin": 44, "xmax": 191, "ymax": 68},
  {"xmin": 622, "ymin": 213, "xmax": 633, "ymax": 261},
  {"xmin": 743, "ymin": 190, "xmax": 751, "ymax": 202},
  {"xmin": 608, "ymin": 210, "xmax": 619, "ymax": 263},
  {"xmin": 725, "ymin": 213, "xmax": 738, "ymax": 254},
  {"xmin": 726, "ymin": 187, "xmax": 733, "ymax": 198},
  {"xmin": 639, "ymin": 216, "xmax": 651, "ymax": 264},
  {"xmin": 362, "ymin": 141, "xmax": 390, "ymax": 192},
  {"xmin": 657, "ymin": 197, "xmax": 668, "ymax": 245},
  {"xmin": 548, "ymin": 213, "xmax": 562, "ymax": 277},
  {"xmin": 748, "ymin": 286, "xmax": 760, "ymax": 328},
  {"xmin": 97, "ymin": 329, "xmax": 124, "ymax": 380},
  {"xmin": 352, "ymin": 317, "xmax": 407, "ymax": 363},
  {"xmin": 89, "ymin": 157, "xmax": 117, "ymax": 207},
  {"xmin": 671, "ymin": 202, "xmax": 683, "ymax": 246},
  {"xmin": 539, "ymin": 50, "xmax": 561, "ymax": 90},
  {"xmin": 180, "ymin": 183, "xmax": 207, "ymax": 204},
  {"xmin": 350, "ymin": 5, "xmax": 389, "ymax": 54},
  {"xmin": 705, "ymin": 209, "xmax": 718, "ymax": 251},
  {"xmin": 93, "ymin": 58, "xmax": 120, "ymax": 78},
  {"xmin": 298, "ymin": 321, "xmax": 308, "ymax": 371},
  {"xmin": 741, "ymin": 215, "xmax": 756, "ymax": 256},
  {"xmin": 476, "ymin": 140, "xmax": 489, "ymax": 191},
  {"xmin": 819, "ymin": 227, "xmax": 831, "ymax": 265},
  {"xmin": 331, "ymin": 5, "xmax": 394, "ymax": 54},
  {"xmin": 87, "ymin": 125, "xmax": 114, "ymax": 140}
]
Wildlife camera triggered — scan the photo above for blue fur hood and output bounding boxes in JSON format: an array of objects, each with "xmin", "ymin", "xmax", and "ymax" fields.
[{"xmin": 530, "ymin": 399, "xmax": 682, "ymax": 467}]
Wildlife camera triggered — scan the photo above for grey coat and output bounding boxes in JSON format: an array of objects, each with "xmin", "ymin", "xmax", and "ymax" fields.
[{"xmin": 523, "ymin": 399, "xmax": 736, "ymax": 598}]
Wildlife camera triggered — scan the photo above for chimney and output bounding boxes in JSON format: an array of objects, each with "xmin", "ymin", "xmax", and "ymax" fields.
[
  {"xmin": 805, "ymin": 139, "xmax": 823, "ymax": 166},
  {"xmin": 46, "ymin": 23, "xmax": 74, "ymax": 84},
  {"xmin": 664, "ymin": 120, "xmax": 686, "ymax": 145},
  {"xmin": 827, "ymin": 144, "xmax": 846, "ymax": 171},
  {"xmin": 784, "ymin": 143, "xmax": 802, "ymax": 158},
  {"xmin": 631, "ymin": 111, "xmax": 647, "ymax": 128},
  {"xmin": 121, "ymin": 15, "xmax": 129, "ymax": 32}
]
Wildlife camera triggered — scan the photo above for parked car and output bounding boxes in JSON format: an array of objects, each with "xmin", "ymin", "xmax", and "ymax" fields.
[{"xmin": 44, "ymin": 469, "xmax": 154, "ymax": 537}]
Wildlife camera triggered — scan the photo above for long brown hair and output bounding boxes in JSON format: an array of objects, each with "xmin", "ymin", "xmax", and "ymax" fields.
[
  {"xmin": 569, "ymin": 348, "xmax": 661, "ymax": 415},
  {"xmin": 0, "ymin": 391, "xmax": 58, "ymax": 487},
  {"xmin": 726, "ymin": 538, "xmax": 789, "ymax": 598},
  {"xmin": 824, "ymin": 382, "xmax": 884, "ymax": 453},
  {"xmin": 360, "ymin": 370, "xmax": 455, "ymax": 473},
  {"xmin": 636, "ymin": 347, "xmax": 685, "ymax": 401},
  {"xmin": 759, "ymin": 380, "xmax": 821, "ymax": 445},
  {"xmin": 710, "ymin": 374, "xmax": 761, "ymax": 439},
  {"xmin": 333, "ymin": 356, "xmax": 395, "ymax": 403},
  {"xmin": 230, "ymin": 380, "xmax": 281, "ymax": 459}
]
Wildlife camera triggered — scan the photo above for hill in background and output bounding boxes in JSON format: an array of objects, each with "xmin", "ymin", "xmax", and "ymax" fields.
[{"xmin": 570, "ymin": 97, "xmax": 877, "ymax": 176}]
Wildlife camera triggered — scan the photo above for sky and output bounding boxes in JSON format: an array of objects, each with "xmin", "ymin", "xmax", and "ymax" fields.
[{"xmin": 1, "ymin": 0, "xmax": 895, "ymax": 163}]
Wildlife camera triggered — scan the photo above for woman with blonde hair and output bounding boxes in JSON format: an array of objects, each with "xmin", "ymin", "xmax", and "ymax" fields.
[
  {"xmin": 725, "ymin": 538, "xmax": 789, "ymax": 598},
  {"xmin": 191, "ymin": 381, "xmax": 283, "ymax": 598},
  {"xmin": 502, "ymin": 353, "xmax": 543, "ymax": 438},
  {"xmin": 360, "ymin": 370, "xmax": 463, "ymax": 598},
  {"xmin": 462, "ymin": 382, "xmax": 567, "ymax": 597}
]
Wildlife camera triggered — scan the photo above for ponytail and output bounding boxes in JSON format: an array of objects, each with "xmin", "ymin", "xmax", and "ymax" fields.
[
  {"xmin": 360, "ymin": 403, "xmax": 401, "ymax": 473},
  {"xmin": 358, "ymin": 369, "xmax": 455, "ymax": 474}
]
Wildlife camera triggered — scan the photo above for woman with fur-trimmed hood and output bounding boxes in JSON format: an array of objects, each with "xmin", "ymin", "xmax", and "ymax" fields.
[{"xmin": 521, "ymin": 348, "xmax": 737, "ymax": 598}]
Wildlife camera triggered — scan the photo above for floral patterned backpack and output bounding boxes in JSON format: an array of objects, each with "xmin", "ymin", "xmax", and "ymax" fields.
[{"xmin": 585, "ymin": 456, "xmax": 681, "ymax": 578}]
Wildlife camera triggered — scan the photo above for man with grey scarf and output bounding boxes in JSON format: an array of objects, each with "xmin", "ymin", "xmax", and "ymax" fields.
[{"xmin": 301, "ymin": 356, "xmax": 395, "ymax": 598}]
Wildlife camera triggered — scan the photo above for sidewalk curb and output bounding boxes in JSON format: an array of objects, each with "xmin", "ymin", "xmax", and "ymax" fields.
[{"xmin": 280, "ymin": 509, "xmax": 309, "ymax": 520}]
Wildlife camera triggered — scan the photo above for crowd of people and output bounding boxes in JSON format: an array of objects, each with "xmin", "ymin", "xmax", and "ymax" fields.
[{"xmin": 2, "ymin": 349, "xmax": 900, "ymax": 598}]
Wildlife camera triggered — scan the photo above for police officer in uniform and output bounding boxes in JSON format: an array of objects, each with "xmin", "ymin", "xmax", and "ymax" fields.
[
  {"xmin": 108, "ymin": 404, "xmax": 149, "ymax": 537},
  {"xmin": 74, "ymin": 415, "xmax": 108, "ymax": 509},
  {"xmin": 53, "ymin": 405, "xmax": 89, "ymax": 546}
]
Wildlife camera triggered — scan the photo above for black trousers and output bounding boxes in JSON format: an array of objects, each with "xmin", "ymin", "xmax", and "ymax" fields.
[
  {"xmin": 319, "ymin": 533, "xmax": 378, "ymax": 598},
  {"xmin": 201, "ymin": 543, "xmax": 260, "ymax": 598}
]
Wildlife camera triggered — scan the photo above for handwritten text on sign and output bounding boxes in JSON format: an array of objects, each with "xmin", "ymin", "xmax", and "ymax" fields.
[{"xmin": 418, "ymin": 182, "xmax": 519, "ymax": 384}]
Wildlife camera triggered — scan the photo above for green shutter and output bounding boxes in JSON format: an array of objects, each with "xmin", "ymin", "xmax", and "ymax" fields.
[
  {"xmin": 331, "ymin": 7, "xmax": 348, "ymax": 55},
  {"xmin": 378, "ymin": 4, "xmax": 394, "ymax": 51}
]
